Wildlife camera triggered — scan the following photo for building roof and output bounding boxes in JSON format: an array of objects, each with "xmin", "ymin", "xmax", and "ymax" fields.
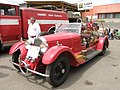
[
  {"xmin": 25, "ymin": 0, "xmax": 77, "ymax": 11},
  {"xmin": 93, "ymin": 3, "xmax": 120, "ymax": 14}
]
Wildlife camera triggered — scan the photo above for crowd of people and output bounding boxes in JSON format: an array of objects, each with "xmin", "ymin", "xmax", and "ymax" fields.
[
  {"xmin": 82, "ymin": 20, "xmax": 120, "ymax": 40},
  {"xmin": 104, "ymin": 28, "xmax": 120, "ymax": 40}
]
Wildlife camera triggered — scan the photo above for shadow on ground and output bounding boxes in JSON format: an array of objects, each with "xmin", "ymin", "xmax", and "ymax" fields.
[
  {"xmin": 0, "ymin": 46, "xmax": 11, "ymax": 58},
  {"xmin": 56, "ymin": 50, "xmax": 110, "ymax": 89},
  {"xmin": 16, "ymin": 50, "xmax": 110, "ymax": 89}
]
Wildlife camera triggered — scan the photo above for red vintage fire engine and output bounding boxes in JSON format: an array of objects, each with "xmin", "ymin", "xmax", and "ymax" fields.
[
  {"xmin": 0, "ymin": 1, "xmax": 68, "ymax": 51},
  {"xmin": 9, "ymin": 23, "xmax": 109, "ymax": 87}
]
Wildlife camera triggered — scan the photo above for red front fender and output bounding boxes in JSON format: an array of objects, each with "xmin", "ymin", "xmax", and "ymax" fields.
[
  {"xmin": 9, "ymin": 41, "xmax": 27, "ymax": 60},
  {"xmin": 42, "ymin": 45, "xmax": 73, "ymax": 65}
]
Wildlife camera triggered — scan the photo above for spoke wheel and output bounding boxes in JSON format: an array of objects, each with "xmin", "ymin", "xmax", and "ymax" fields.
[{"xmin": 46, "ymin": 55, "xmax": 70, "ymax": 87}]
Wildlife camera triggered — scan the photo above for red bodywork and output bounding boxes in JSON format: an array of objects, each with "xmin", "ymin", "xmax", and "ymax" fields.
[
  {"xmin": 42, "ymin": 33, "xmax": 83, "ymax": 66},
  {"xmin": 9, "ymin": 23, "xmax": 109, "ymax": 87},
  {"xmin": 0, "ymin": 3, "xmax": 22, "ymax": 47},
  {"xmin": 41, "ymin": 33, "xmax": 109, "ymax": 67},
  {"xmin": 21, "ymin": 8, "xmax": 68, "ymax": 39},
  {"xmin": 9, "ymin": 32, "xmax": 109, "ymax": 67},
  {"xmin": 9, "ymin": 41, "xmax": 27, "ymax": 60},
  {"xmin": 0, "ymin": 2, "xmax": 68, "ymax": 49}
]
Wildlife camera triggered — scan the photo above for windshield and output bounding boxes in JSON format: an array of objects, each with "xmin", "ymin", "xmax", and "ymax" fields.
[{"xmin": 55, "ymin": 23, "xmax": 82, "ymax": 34}]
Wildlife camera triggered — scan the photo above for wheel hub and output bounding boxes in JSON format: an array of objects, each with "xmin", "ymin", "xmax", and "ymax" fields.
[{"xmin": 61, "ymin": 69, "xmax": 65, "ymax": 74}]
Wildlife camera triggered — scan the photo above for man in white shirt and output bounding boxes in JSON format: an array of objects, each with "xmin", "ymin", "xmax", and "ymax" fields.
[{"xmin": 27, "ymin": 17, "xmax": 41, "ymax": 43}]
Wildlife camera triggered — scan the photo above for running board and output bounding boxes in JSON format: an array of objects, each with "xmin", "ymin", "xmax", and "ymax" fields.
[{"xmin": 86, "ymin": 50, "xmax": 101, "ymax": 62}]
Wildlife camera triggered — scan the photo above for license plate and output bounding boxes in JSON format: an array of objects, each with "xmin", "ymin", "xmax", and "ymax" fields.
[{"xmin": 26, "ymin": 46, "xmax": 40, "ymax": 59}]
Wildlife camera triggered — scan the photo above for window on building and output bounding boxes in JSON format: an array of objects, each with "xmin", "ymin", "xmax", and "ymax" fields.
[
  {"xmin": 115, "ymin": 13, "xmax": 120, "ymax": 18},
  {"xmin": 101, "ymin": 14, "xmax": 105, "ymax": 19},
  {"xmin": 98, "ymin": 13, "xmax": 115, "ymax": 19},
  {"xmin": 0, "ymin": 5, "xmax": 16, "ymax": 16},
  {"xmin": 106, "ymin": 13, "xmax": 113, "ymax": 18},
  {"xmin": 98, "ymin": 14, "xmax": 105, "ymax": 19},
  {"xmin": 98, "ymin": 14, "xmax": 101, "ymax": 19}
]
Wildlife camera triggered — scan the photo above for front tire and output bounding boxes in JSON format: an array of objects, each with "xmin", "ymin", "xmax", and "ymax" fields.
[
  {"xmin": 12, "ymin": 50, "xmax": 21, "ymax": 71},
  {"xmin": 46, "ymin": 55, "xmax": 70, "ymax": 87}
]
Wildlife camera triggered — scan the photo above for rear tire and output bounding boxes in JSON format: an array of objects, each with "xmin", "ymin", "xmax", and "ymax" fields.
[
  {"xmin": 46, "ymin": 55, "xmax": 70, "ymax": 87},
  {"xmin": 100, "ymin": 41, "xmax": 107, "ymax": 55},
  {"xmin": 12, "ymin": 50, "xmax": 20, "ymax": 71}
]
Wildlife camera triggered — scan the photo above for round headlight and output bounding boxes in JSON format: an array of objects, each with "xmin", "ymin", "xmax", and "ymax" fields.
[
  {"xmin": 39, "ymin": 37, "xmax": 48, "ymax": 53},
  {"xmin": 40, "ymin": 42, "xmax": 48, "ymax": 53}
]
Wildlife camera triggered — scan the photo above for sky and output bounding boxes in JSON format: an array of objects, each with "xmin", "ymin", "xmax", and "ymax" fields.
[{"xmin": 6, "ymin": 0, "xmax": 120, "ymax": 6}]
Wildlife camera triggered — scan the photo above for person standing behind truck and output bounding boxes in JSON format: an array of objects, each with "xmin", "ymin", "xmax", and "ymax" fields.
[
  {"xmin": 27, "ymin": 17, "xmax": 41, "ymax": 43},
  {"xmin": 87, "ymin": 20, "xmax": 94, "ymax": 31}
]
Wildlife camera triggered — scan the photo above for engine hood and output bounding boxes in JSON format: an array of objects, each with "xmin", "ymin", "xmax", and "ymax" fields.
[{"xmin": 42, "ymin": 32, "xmax": 79, "ymax": 48}]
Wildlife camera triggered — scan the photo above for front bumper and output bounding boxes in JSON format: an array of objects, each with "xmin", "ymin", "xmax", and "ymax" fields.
[{"xmin": 10, "ymin": 60, "xmax": 49, "ymax": 77}]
